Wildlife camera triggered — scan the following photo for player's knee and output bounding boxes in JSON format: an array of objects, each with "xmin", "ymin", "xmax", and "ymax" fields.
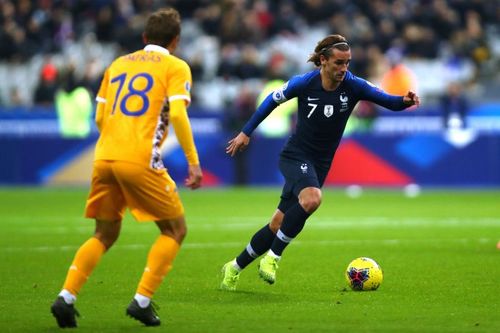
[
  {"xmin": 94, "ymin": 231, "xmax": 119, "ymax": 250},
  {"xmin": 176, "ymin": 223, "xmax": 187, "ymax": 242},
  {"xmin": 157, "ymin": 217, "xmax": 187, "ymax": 244},
  {"xmin": 269, "ymin": 219, "xmax": 281, "ymax": 234},
  {"xmin": 300, "ymin": 191, "xmax": 322, "ymax": 213},
  {"xmin": 268, "ymin": 210, "xmax": 284, "ymax": 233},
  {"xmin": 94, "ymin": 220, "xmax": 121, "ymax": 250}
]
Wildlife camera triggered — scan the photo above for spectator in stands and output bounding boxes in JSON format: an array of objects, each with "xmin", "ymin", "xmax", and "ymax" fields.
[
  {"xmin": 78, "ymin": 58, "xmax": 103, "ymax": 97},
  {"xmin": 380, "ymin": 47, "xmax": 418, "ymax": 97},
  {"xmin": 216, "ymin": 43, "xmax": 239, "ymax": 79},
  {"xmin": 270, "ymin": 2, "xmax": 302, "ymax": 36},
  {"xmin": 219, "ymin": 0, "xmax": 250, "ymax": 44},
  {"xmin": 9, "ymin": 87, "xmax": 23, "ymax": 106},
  {"xmin": 226, "ymin": 84, "xmax": 256, "ymax": 185},
  {"xmin": 94, "ymin": 4, "xmax": 116, "ymax": 42},
  {"xmin": 55, "ymin": 65, "xmax": 93, "ymax": 138},
  {"xmin": 255, "ymin": 52, "xmax": 297, "ymax": 138},
  {"xmin": 234, "ymin": 44, "xmax": 264, "ymax": 79},
  {"xmin": 299, "ymin": 0, "xmax": 339, "ymax": 27},
  {"xmin": 440, "ymin": 81, "xmax": 469, "ymax": 130},
  {"xmin": 194, "ymin": 3, "xmax": 221, "ymax": 36},
  {"xmin": 34, "ymin": 60, "xmax": 59, "ymax": 106},
  {"xmin": 0, "ymin": 0, "xmax": 498, "ymax": 108}
]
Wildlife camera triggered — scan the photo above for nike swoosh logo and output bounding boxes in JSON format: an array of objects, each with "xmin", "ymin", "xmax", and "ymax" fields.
[{"xmin": 307, "ymin": 97, "xmax": 319, "ymax": 101}]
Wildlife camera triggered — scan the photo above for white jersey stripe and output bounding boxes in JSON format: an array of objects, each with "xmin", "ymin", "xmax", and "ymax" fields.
[{"xmin": 168, "ymin": 95, "xmax": 191, "ymax": 103}]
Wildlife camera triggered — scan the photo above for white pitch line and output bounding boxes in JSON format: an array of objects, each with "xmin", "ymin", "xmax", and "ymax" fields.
[
  {"xmin": 2, "ymin": 237, "xmax": 495, "ymax": 253},
  {"xmin": 2, "ymin": 217, "xmax": 499, "ymax": 235}
]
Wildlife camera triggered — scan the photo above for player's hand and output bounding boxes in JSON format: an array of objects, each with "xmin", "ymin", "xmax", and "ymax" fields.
[
  {"xmin": 185, "ymin": 164, "xmax": 202, "ymax": 190},
  {"xmin": 226, "ymin": 132, "xmax": 250, "ymax": 157},
  {"xmin": 403, "ymin": 90, "xmax": 420, "ymax": 107}
]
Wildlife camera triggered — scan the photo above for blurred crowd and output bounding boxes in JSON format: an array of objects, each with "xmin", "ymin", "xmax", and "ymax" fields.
[{"xmin": 0, "ymin": 0, "xmax": 498, "ymax": 109}]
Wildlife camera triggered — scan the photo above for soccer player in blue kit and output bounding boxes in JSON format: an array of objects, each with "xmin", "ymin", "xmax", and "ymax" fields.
[{"xmin": 220, "ymin": 34, "xmax": 420, "ymax": 290}]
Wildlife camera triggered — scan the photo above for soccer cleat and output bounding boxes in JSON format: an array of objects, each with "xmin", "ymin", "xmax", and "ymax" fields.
[
  {"xmin": 258, "ymin": 254, "xmax": 279, "ymax": 284},
  {"xmin": 220, "ymin": 261, "xmax": 240, "ymax": 291},
  {"xmin": 126, "ymin": 299, "xmax": 161, "ymax": 326},
  {"xmin": 51, "ymin": 296, "xmax": 79, "ymax": 328}
]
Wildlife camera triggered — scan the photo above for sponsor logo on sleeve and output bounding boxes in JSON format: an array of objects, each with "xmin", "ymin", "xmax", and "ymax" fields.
[{"xmin": 272, "ymin": 83, "xmax": 288, "ymax": 104}]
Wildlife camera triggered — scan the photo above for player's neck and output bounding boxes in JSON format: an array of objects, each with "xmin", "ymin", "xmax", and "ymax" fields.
[{"xmin": 320, "ymin": 70, "xmax": 340, "ymax": 91}]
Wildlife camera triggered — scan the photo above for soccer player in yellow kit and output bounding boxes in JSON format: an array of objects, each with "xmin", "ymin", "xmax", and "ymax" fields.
[{"xmin": 50, "ymin": 8, "xmax": 202, "ymax": 328}]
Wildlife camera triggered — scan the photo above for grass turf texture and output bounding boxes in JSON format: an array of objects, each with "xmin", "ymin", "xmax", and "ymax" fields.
[{"xmin": 0, "ymin": 187, "xmax": 499, "ymax": 332}]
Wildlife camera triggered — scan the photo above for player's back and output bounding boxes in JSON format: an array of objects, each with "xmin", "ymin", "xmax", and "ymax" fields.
[{"xmin": 95, "ymin": 46, "xmax": 191, "ymax": 168}]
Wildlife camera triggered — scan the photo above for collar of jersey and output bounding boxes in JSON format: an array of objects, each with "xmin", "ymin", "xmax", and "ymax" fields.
[{"xmin": 144, "ymin": 44, "xmax": 170, "ymax": 55}]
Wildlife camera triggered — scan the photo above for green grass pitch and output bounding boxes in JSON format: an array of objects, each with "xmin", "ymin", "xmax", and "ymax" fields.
[{"xmin": 0, "ymin": 187, "xmax": 499, "ymax": 332}]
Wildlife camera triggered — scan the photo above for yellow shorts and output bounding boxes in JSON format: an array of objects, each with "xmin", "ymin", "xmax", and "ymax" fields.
[{"xmin": 85, "ymin": 160, "xmax": 184, "ymax": 222}]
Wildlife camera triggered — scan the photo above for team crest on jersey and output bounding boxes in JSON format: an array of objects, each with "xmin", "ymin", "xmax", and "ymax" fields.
[
  {"xmin": 340, "ymin": 92, "xmax": 349, "ymax": 112},
  {"xmin": 324, "ymin": 105, "xmax": 334, "ymax": 117},
  {"xmin": 300, "ymin": 163, "xmax": 308, "ymax": 174}
]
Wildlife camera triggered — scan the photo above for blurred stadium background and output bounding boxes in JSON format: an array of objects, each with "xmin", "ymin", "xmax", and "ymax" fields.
[{"xmin": 0, "ymin": 0, "xmax": 499, "ymax": 187}]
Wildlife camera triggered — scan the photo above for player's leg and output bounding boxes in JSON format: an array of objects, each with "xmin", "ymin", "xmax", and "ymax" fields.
[
  {"xmin": 220, "ymin": 210, "xmax": 283, "ymax": 290},
  {"xmin": 235, "ymin": 210, "xmax": 283, "ymax": 268},
  {"xmin": 259, "ymin": 159, "xmax": 322, "ymax": 284},
  {"xmin": 62, "ymin": 219, "xmax": 121, "ymax": 295},
  {"xmin": 269, "ymin": 187, "xmax": 321, "ymax": 257},
  {"xmin": 127, "ymin": 216, "xmax": 185, "ymax": 326},
  {"xmin": 51, "ymin": 161, "xmax": 125, "ymax": 328},
  {"xmin": 51, "ymin": 219, "xmax": 122, "ymax": 327},
  {"xmin": 118, "ymin": 163, "xmax": 185, "ymax": 326},
  {"xmin": 259, "ymin": 187, "xmax": 321, "ymax": 284},
  {"xmin": 135, "ymin": 217, "xmax": 185, "ymax": 303}
]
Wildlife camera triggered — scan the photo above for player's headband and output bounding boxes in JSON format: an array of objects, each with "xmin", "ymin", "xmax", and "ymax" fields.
[{"xmin": 319, "ymin": 42, "xmax": 349, "ymax": 54}]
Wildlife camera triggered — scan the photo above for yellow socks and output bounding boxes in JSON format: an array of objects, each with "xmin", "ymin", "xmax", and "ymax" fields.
[
  {"xmin": 136, "ymin": 235, "xmax": 180, "ymax": 298},
  {"xmin": 59, "ymin": 234, "xmax": 179, "ymax": 302},
  {"xmin": 62, "ymin": 237, "xmax": 106, "ymax": 296}
]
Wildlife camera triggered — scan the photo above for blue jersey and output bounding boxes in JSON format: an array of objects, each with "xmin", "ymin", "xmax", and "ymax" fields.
[{"xmin": 243, "ymin": 69, "xmax": 409, "ymax": 166}]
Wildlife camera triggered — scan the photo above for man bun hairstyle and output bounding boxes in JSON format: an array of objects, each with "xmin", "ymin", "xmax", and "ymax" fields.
[
  {"xmin": 308, "ymin": 34, "xmax": 350, "ymax": 66},
  {"xmin": 144, "ymin": 8, "xmax": 181, "ymax": 47}
]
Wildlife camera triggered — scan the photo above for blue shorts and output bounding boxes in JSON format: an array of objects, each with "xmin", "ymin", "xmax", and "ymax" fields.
[{"xmin": 277, "ymin": 156, "xmax": 329, "ymax": 213}]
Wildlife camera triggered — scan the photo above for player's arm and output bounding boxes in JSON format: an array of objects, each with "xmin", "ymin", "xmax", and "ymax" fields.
[
  {"xmin": 226, "ymin": 93, "xmax": 278, "ymax": 156},
  {"xmin": 94, "ymin": 69, "xmax": 110, "ymax": 132},
  {"xmin": 95, "ymin": 100, "xmax": 105, "ymax": 132},
  {"xmin": 167, "ymin": 60, "xmax": 202, "ymax": 189},
  {"xmin": 169, "ymin": 99, "xmax": 202, "ymax": 189},
  {"xmin": 226, "ymin": 76, "xmax": 302, "ymax": 156},
  {"xmin": 241, "ymin": 93, "xmax": 279, "ymax": 136},
  {"xmin": 357, "ymin": 78, "xmax": 420, "ymax": 111}
]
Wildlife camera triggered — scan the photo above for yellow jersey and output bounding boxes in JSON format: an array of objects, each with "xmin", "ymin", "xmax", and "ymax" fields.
[{"xmin": 94, "ymin": 44, "xmax": 192, "ymax": 169}]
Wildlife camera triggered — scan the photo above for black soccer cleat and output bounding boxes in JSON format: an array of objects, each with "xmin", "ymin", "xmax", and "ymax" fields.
[
  {"xmin": 51, "ymin": 296, "xmax": 79, "ymax": 328},
  {"xmin": 126, "ymin": 299, "xmax": 161, "ymax": 326}
]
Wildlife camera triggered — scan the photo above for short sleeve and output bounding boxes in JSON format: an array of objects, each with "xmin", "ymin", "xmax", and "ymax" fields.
[
  {"xmin": 95, "ymin": 68, "xmax": 109, "ymax": 104},
  {"xmin": 167, "ymin": 59, "xmax": 192, "ymax": 106}
]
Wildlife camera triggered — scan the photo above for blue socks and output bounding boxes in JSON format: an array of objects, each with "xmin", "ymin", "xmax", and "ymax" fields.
[
  {"xmin": 235, "ymin": 224, "xmax": 276, "ymax": 269},
  {"xmin": 270, "ymin": 203, "xmax": 310, "ymax": 256},
  {"xmin": 235, "ymin": 203, "xmax": 311, "ymax": 269}
]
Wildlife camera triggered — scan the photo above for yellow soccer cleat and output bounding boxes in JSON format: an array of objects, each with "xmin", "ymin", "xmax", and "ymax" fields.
[
  {"xmin": 258, "ymin": 254, "xmax": 279, "ymax": 284},
  {"xmin": 220, "ymin": 261, "xmax": 240, "ymax": 291}
]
